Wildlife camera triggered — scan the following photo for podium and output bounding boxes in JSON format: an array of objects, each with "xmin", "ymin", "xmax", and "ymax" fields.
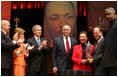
[{"xmin": 56, "ymin": 70, "xmax": 92, "ymax": 76}]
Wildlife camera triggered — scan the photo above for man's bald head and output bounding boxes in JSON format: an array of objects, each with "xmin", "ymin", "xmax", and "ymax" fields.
[
  {"xmin": 105, "ymin": 7, "xmax": 117, "ymax": 21},
  {"xmin": 62, "ymin": 24, "xmax": 71, "ymax": 37},
  {"xmin": 1, "ymin": 20, "xmax": 10, "ymax": 34},
  {"xmin": 105, "ymin": 7, "xmax": 116, "ymax": 14}
]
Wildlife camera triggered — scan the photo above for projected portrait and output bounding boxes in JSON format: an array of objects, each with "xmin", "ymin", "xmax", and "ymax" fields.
[{"xmin": 44, "ymin": 1, "xmax": 77, "ymax": 47}]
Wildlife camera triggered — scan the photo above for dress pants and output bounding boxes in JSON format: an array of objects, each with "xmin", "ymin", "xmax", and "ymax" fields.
[
  {"xmin": 28, "ymin": 71, "xmax": 41, "ymax": 76},
  {"xmin": 104, "ymin": 66, "xmax": 117, "ymax": 76}
]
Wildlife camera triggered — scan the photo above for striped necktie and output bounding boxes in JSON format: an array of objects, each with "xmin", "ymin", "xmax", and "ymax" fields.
[{"xmin": 37, "ymin": 38, "xmax": 41, "ymax": 46}]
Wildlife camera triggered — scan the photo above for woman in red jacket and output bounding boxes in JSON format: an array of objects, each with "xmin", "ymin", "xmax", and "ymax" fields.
[{"xmin": 72, "ymin": 31, "xmax": 94, "ymax": 74}]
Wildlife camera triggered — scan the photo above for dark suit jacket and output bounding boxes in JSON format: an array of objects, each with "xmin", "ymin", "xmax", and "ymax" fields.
[
  {"xmin": 101, "ymin": 18, "xmax": 117, "ymax": 67},
  {"xmin": 52, "ymin": 36, "xmax": 77, "ymax": 71},
  {"xmin": 93, "ymin": 37, "xmax": 105, "ymax": 75},
  {"xmin": 1, "ymin": 31, "xmax": 18, "ymax": 69},
  {"xmin": 26, "ymin": 37, "xmax": 50, "ymax": 74}
]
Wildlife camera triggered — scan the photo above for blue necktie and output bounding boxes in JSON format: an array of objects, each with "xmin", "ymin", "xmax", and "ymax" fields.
[{"xmin": 37, "ymin": 38, "xmax": 41, "ymax": 46}]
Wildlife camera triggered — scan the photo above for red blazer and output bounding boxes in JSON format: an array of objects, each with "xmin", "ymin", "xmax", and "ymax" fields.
[{"xmin": 72, "ymin": 44, "xmax": 94, "ymax": 73}]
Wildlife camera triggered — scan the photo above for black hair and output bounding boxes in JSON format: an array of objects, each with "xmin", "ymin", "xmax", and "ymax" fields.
[{"xmin": 44, "ymin": 1, "xmax": 75, "ymax": 16}]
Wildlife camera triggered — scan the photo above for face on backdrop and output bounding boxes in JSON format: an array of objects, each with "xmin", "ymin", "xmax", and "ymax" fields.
[
  {"xmin": 44, "ymin": 1, "xmax": 76, "ymax": 39},
  {"xmin": 79, "ymin": 33, "xmax": 87, "ymax": 44},
  {"xmin": 33, "ymin": 26, "xmax": 42, "ymax": 37},
  {"xmin": 93, "ymin": 27, "xmax": 102, "ymax": 41}
]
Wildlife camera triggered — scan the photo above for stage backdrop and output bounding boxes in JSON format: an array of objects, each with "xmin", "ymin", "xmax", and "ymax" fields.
[
  {"xmin": 86, "ymin": 1, "xmax": 117, "ymax": 32},
  {"xmin": 1, "ymin": 1, "xmax": 11, "ymax": 21}
]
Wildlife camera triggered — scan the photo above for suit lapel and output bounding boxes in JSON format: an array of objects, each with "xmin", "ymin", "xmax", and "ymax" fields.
[
  {"xmin": 32, "ymin": 37, "xmax": 39, "ymax": 47},
  {"xmin": 40, "ymin": 38, "xmax": 43, "ymax": 43},
  {"xmin": 33, "ymin": 37, "xmax": 43, "ymax": 47},
  {"xmin": 1, "ymin": 31, "xmax": 12, "ymax": 42},
  {"xmin": 61, "ymin": 36, "xmax": 67, "ymax": 54},
  {"xmin": 94, "ymin": 43, "xmax": 97, "ymax": 55},
  {"xmin": 94, "ymin": 38, "xmax": 104, "ymax": 55}
]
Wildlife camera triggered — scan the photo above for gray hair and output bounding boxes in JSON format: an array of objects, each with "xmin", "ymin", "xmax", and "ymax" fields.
[
  {"xmin": 62, "ymin": 24, "xmax": 71, "ymax": 29},
  {"xmin": 32, "ymin": 24, "xmax": 41, "ymax": 31},
  {"xmin": 105, "ymin": 7, "xmax": 116, "ymax": 13},
  {"xmin": 1, "ymin": 20, "xmax": 9, "ymax": 26}
]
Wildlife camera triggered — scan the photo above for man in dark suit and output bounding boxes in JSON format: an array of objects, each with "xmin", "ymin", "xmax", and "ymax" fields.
[
  {"xmin": 91, "ymin": 26, "xmax": 105, "ymax": 75},
  {"xmin": 101, "ymin": 7, "xmax": 117, "ymax": 76},
  {"xmin": 1, "ymin": 20, "xmax": 20, "ymax": 76},
  {"xmin": 26, "ymin": 25, "xmax": 50, "ymax": 76},
  {"xmin": 52, "ymin": 25, "xmax": 77, "ymax": 74}
]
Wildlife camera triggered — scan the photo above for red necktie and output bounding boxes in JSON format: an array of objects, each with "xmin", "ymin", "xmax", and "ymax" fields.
[
  {"xmin": 96, "ymin": 41, "xmax": 98, "ymax": 47},
  {"xmin": 66, "ymin": 37, "xmax": 70, "ymax": 54}
]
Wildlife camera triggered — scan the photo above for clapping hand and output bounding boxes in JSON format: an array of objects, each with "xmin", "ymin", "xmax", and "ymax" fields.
[
  {"xmin": 17, "ymin": 35, "xmax": 24, "ymax": 45},
  {"xmin": 38, "ymin": 40, "xmax": 47, "ymax": 51},
  {"xmin": 27, "ymin": 45, "xmax": 35, "ymax": 50},
  {"xmin": 42, "ymin": 40, "xmax": 47, "ymax": 48},
  {"xmin": 13, "ymin": 32, "xmax": 18, "ymax": 41},
  {"xmin": 23, "ymin": 43, "xmax": 29, "ymax": 49}
]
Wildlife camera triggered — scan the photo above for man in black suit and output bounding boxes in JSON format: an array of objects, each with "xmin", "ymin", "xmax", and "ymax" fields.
[
  {"xmin": 1, "ymin": 20, "xmax": 20, "ymax": 76},
  {"xmin": 101, "ymin": 7, "xmax": 117, "ymax": 76},
  {"xmin": 52, "ymin": 25, "xmax": 77, "ymax": 74},
  {"xmin": 26, "ymin": 25, "xmax": 50, "ymax": 76},
  {"xmin": 90, "ymin": 26, "xmax": 105, "ymax": 75}
]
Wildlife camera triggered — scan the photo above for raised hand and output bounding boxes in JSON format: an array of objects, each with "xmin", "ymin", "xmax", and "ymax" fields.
[
  {"xmin": 42, "ymin": 40, "xmax": 47, "ymax": 48},
  {"xmin": 23, "ymin": 43, "xmax": 29, "ymax": 49},
  {"xmin": 27, "ymin": 45, "xmax": 35, "ymax": 50},
  {"xmin": 17, "ymin": 35, "xmax": 24, "ymax": 45},
  {"xmin": 53, "ymin": 67, "xmax": 58, "ymax": 73},
  {"xmin": 38, "ymin": 40, "xmax": 47, "ymax": 51},
  {"xmin": 13, "ymin": 32, "xmax": 18, "ymax": 41}
]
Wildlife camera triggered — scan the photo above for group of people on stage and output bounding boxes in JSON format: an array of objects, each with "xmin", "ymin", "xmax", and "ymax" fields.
[{"xmin": 1, "ymin": 7, "xmax": 117, "ymax": 76}]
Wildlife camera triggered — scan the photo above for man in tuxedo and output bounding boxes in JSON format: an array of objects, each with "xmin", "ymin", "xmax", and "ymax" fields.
[
  {"xmin": 52, "ymin": 25, "xmax": 77, "ymax": 74},
  {"xmin": 101, "ymin": 7, "xmax": 117, "ymax": 76},
  {"xmin": 90, "ymin": 26, "xmax": 105, "ymax": 75},
  {"xmin": 26, "ymin": 25, "xmax": 50, "ymax": 76},
  {"xmin": 1, "ymin": 20, "xmax": 20, "ymax": 76}
]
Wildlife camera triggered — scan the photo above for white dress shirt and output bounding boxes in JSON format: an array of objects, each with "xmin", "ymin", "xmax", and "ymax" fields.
[
  {"xmin": 63, "ymin": 35, "xmax": 71, "ymax": 52},
  {"xmin": 34, "ymin": 35, "xmax": 41, "ymax": 45}
]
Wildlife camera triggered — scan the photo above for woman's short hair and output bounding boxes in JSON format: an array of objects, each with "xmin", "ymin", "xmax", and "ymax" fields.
[
  {"xmin": 79, "ymin": 31, "xmax": 88, "ymax": 37},
  {"xmin": 13, "ymin": 28, "xmax": 25, "ymax": 35}
]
